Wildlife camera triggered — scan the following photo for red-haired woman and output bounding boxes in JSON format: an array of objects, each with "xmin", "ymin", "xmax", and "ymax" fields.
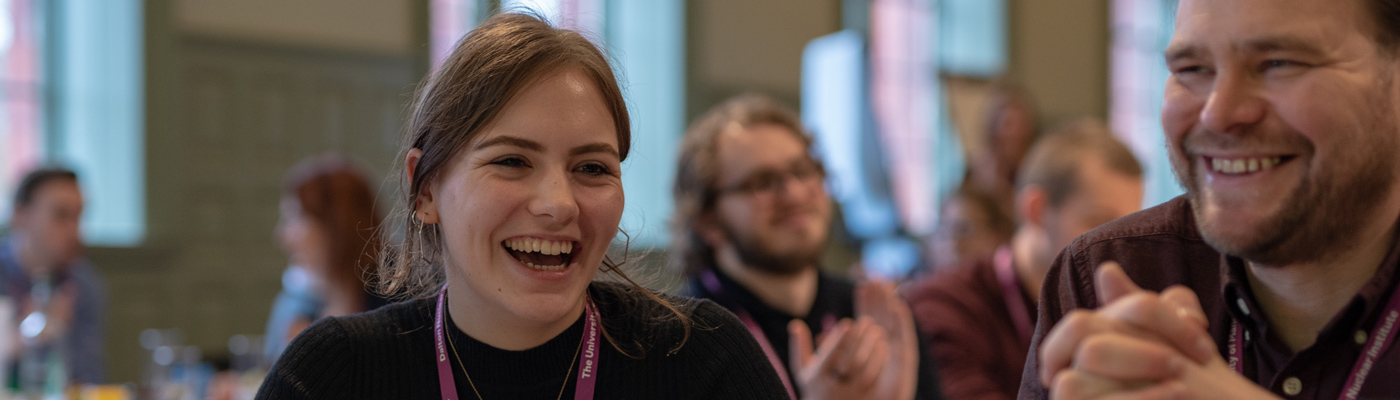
[{"xmin": 264, "ymin": 153, "xmax": 389, "ymax": 360}]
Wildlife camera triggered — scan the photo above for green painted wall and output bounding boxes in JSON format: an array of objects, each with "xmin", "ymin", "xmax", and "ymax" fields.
[{"xmin": 89, "ymin": 0, "xmax": 429, "ymax": 383}]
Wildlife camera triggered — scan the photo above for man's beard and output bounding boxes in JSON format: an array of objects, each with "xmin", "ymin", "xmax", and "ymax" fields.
[
  {"xmin": 1172, "ymin": 79, "xmax": 1400, "ymax": 266},
  {"xmin": 718, "ymin": 219, "xmax": 825, "ymax": 276}
]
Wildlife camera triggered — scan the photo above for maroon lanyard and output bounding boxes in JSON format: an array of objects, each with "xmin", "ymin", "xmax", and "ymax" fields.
[
  {"xmin": 992, "ymin": 246, "xmax": 1034, "ymax": 344},
  {"xmin": 434, "ymin": 287, "xmax": 600, "ymax": 400},
  {"xmin": 1228, "ymin": 287, "xmax": 1400, "ymax": 400},
  {"xmin": 702, "ymin": 270, "xmax": 815, "ymax": 400}
]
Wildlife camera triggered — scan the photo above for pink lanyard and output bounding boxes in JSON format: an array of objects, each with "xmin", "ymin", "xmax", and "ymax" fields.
[
  {"xmin": 1228, "ymin": 287, "xmax": 1400, "ymax": 400},
  {"xmin": 702, "ymin": 270, "xmax": 822, "ymax": 400},
  {"xmin": 992, "ymin": 246, "xmax": 1034, "ymax": 344},
  {"xmin": 435, "ymin": 287, "xmax": 600, "ymax": 400}
]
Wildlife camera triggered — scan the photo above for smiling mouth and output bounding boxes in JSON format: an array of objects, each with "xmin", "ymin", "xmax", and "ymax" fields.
[
  {"xmin": 503, "ymin": 238, "xmax": 576, "ymax": 271},
  {"xmin": 1206, "ymin": 156, "xmax": 1296, "ymax": 175}
]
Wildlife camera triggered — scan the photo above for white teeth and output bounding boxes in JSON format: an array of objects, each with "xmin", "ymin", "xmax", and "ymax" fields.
[
  {"xmin": 504, "ymin": 238, "xmax": 575, "ymax": 255},
  {"xmin": 1210, "ymin": 157, "xmax": 1283, "ymax": 174},
  {"xmin": 523, "ymin": 261, "xmax": 567, "ymax": 271}
]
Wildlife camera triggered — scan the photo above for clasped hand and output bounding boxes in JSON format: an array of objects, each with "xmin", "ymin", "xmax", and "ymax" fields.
[{"xmin": 1039, "ymin": 262, "xmax": 1280, "ymax": 399}]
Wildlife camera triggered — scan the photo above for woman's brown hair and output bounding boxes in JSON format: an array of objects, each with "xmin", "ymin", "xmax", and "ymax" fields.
[
  {"xmin": 377, "ymin": 12, "xmax": 688, "ymax": 357},
  {"xmin": 283, "ymin": 153, "xmax": 383, "ymax": 298}
]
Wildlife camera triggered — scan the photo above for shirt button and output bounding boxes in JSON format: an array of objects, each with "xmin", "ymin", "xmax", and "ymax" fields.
[
  {"xmin": 1355, "ymin": 330, "xmax": 1369, "ymax": 345},
  {"xmin": 1237, "ymin": 298, "xmax": 1251, "ymax": 315},
  {"xmin": 1283, "ymin": 377, "xmax": 1302, "ymax": 396}
]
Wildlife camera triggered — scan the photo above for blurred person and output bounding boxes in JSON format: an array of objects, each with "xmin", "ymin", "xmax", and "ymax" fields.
[
  {"xmin": 0, "ymin": 167, "xmax": 105, "ymax": 383},
  {"xmin": 905, "ymin": 119, "xmax": 1143, "ymax": 400},
  {"xmin": 674, "ymin": 94, "xmax": 944, "ymax": 400},
  {"xmin": 924, "ymin": 186, "xmax": 1015, "ymax": 274},
  {"xmin": 946, "ymin": 83, "xmax": 1037, "ymax": 274},
  {"xmin": 1020, "ymin": 0, "xmax": 1400, "ymax": 398},
  {"xmin": 260, "ymin": 267, "xmax": 318, "ymax": 363},
  {"xmin": 257, "ymin": 13, "xmax": 787, "ymax": 399},
  {"xmin": 262, "ymin": 153, "xmax": 389, "ymax": 362},
  {"xmin": 966, "ymin": 81, "xmax": 1039, "ymax": 210}
]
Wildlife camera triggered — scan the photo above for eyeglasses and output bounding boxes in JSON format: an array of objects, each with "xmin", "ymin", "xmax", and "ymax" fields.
[{"xmin": 717, "ymin": 160, "xmax": 826, "ymax": 197}]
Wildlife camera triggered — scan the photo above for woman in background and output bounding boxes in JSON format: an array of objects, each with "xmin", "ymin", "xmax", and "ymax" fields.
[
  {"xmin": 256, "ymin": 12, "xmax": 785, "ymax": 399},
  {"xmin": 923, "ymin": 186, "xmax": 1015, "ymax": 275},
  {"xmin": 263, "ymin": 153, "xmax": 389, "ymax": 361}
]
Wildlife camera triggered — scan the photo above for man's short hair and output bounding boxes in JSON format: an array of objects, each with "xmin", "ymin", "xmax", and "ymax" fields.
[
  {"xmin": 1368, "ymin": 0, "xmax": 1400, "ymax": 51},
  {"xmin": 1015, "ymin": 119, "xmax": 1142, "ymax": 208},
  {"xmin": 13, "ymin": 167, "xmax": 78, "ymax": 210},
  {"xmin": 670, "ymin": 94, "xmax": 821, "ymax": 278}
]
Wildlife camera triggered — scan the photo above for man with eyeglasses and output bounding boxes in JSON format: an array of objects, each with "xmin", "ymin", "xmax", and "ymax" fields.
[{"xmin": 672, "ymin": 94, "xmax": 943, "ymax": 400}]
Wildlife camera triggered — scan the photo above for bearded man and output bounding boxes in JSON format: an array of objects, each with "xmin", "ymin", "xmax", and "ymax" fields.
[
  {"xmin": 673, "ymin": 94, "xmax": 943, "ymax": 400},
  {"xmin": 1020, "ymin": 0, "xmax": 1400, "ymax": 398}
]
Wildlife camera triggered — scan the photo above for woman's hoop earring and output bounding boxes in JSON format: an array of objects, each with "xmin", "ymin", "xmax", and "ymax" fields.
[{"xmin": 414, "ymin": 213, "xmax": 431, "ymax": 266}]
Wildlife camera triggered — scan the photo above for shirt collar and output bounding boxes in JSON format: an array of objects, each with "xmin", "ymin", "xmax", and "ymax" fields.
[
  {"xmin": 707, "ymin": 266, "xmax": 837, "ymax": 321},
  {"xmin": 0, "ymin": 238, "xmax": 25, "ymax": 277},
  {"xmin": 1220, "ymin": 254, "xmax": 1268, "ymax": 331},
  {"xmin": 1218, "ymin": 223, "xmax": 1400, "ymax": 346},
  {"xmin": 0, "ymin": 236, "xmax": 77, "ymax": 287}
]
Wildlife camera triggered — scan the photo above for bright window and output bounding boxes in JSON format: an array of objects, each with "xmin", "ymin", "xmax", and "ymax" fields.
[
  {"xmin": 53, "ymin": 0, "xmax": 145, "ymax": 246},
  {"xmin": 802, "ymin": 0, "xmax": 1008, "ymax": 278},
  {"xmin": 0, "ymin": 0, "xmax": 144, "ymax": 246},
  {"xmin": 430, "ymin": 0, "xmax": 483, "ymax": 67},
  {"xmin": 938, "ymin": 0, "xmax": 1006, "ymax": 77},
  {"xmin": 1110, "ymin": 0, "xmax": 1183, "ymax": 207},
  {"xmin": 0, "ymin": 0, "xmax": 45, "ymax": 221}
]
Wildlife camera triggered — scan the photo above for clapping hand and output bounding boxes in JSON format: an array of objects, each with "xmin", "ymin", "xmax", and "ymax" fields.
[
  {"xmin": 858, "ymin": 281, "xmax": 918, "ymax": 400},
  {"xmin": 788, "ymin": 280, "xmax": 917, "ymax": 400},
  {"xmin": 789, "ymin": 317, "xmax": 890, "ymax": 399}
]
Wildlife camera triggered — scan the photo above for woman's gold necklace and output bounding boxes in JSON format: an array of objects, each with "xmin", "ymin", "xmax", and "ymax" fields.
[{"xmin": 445, "ymin": 318, "xmax": 587, "ymax": 400}]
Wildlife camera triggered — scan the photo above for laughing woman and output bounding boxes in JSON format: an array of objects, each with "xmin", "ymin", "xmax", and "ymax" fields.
[{"xmin": 255, "ymin": 12, "xmax": 787, "ymax": 400}]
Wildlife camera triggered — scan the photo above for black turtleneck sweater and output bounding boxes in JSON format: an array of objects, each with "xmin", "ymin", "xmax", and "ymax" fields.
[{"xmin": 256, "ymin": 281, "xmax": 787, "ymax": 399}]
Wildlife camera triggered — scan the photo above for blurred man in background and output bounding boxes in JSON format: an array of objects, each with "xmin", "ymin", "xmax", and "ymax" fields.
[
  {"xmin": 0, "ymin": 167, "xmax": 106, "ymax": 384},
  {"xmin": 907, "ymin": 120, "xmax": 1142, "ymax": 400},
  {"xmin": 673, "ymin": 94, "xmax": 944, "ymax": 400}
]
